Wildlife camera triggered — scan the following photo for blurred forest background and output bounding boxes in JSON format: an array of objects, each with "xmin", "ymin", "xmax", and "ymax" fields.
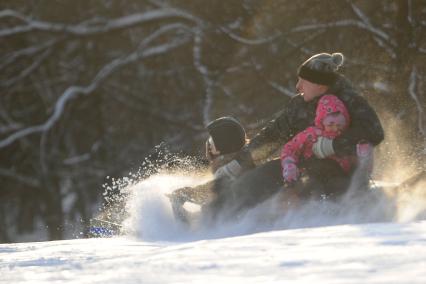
[{"xmin": 1, "ymin": 0, "xmax": 425, "ymax": 243}]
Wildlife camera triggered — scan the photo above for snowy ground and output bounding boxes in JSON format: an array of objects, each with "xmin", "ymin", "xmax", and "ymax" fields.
[
  {"xmin": 2, "ymin": 173, "xmax": 426, "ymax": 283},
  {"xmin": 1, "ymin": 221, "xmax": 426, "ymax": 283}
]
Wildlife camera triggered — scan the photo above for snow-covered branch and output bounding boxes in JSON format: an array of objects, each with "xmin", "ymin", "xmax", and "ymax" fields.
[
  {"xmin": 408, "ymin": 66, "xmax": 425, "ymax": 137},
  {"xmin": 0, "ymin": 122, "xmax": 22, "ymax": 134},
  {"xmin": 346, "ymin": 1, "xmax": 396, "ymax": 58},
  {"xmin": 1, "ymin": 48, "xmax": 52, "ymax": 88},
  {"xmin": 192, "ymin": 30, "xmax": 215, "ymax": 126},
  {"xmin": 372, "ymin": 37, "xmax": 397, "ymax": 58},
  {"xmin": 0, "ymin": 38, "xmax": 60, "ymax": 70},
  {"xmin": 282, "ymin": 31, "xmax": 324, "ymax": 56},
  {"xmin": 347, "ymin": 0, "xmax": 371, "ymax": 26},
  {"xmin": 107, "ymin": 82, "xmax": 202, "ymax": 131},
  {"xmin": 0, "ymin": 168, "xmax": 40, "ymax": 188},
  {"xmin": 147, "ymin": 0, "xmax": 169, "ymax": 9},
  {"xmin": 0, "ymin": 102, "xmax": 21, "ymax": 131},
  {"xmin": 224, "ymin": 62, "xmax": 254, "ymax": 74},
  {"xmin": 219, "ymin": 26, "xmax": 282, "ymax": 45},
  {"xmin": 291, "ymin": 20, "xmax": 396, "ymax": 47},
  {"xmin": 407, "ymin": 0, "xmax": 413, "ymax": 25},
  {"xmin": 137, "ymin": 22, "xmax": 192, "ymax": 49},
  {"xmin": 267, "ymin": 81, "xmax": 295, "ymax": 97},
  {"xmin": 0, "ymin": 8, "xmax": 202, "ymax": 37},
  {"xmin": 0, "ymin": 26, "xmax": 193, "ymax": 149}
]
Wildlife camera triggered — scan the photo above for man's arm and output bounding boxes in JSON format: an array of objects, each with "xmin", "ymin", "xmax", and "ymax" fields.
[
  {"xmin": 235, "ymin": 110, "xmax": 293, "ymax": 169},
  {"xmin": 214, "ymin": 95, "xmax": 311, "ymax": 180},
  {"xmin": 333, "ymin": 95, "xmax": 384, "ymax": 155}
]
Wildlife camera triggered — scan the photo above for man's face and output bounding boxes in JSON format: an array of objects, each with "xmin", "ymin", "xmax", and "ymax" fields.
[{"xmin": 296, "ymin": 77, "xmax": 328, "ymax": 102}]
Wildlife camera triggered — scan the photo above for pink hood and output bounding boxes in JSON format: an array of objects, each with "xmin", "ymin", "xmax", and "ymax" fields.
[{"xmin": 314, "ymin": 95, "xmax": 350, "ymax": 137}]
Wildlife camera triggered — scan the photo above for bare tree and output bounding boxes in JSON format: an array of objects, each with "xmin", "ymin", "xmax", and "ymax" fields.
[{"xmin": 0, "ymin": 0, "xmax": 424, "ymax": 242}]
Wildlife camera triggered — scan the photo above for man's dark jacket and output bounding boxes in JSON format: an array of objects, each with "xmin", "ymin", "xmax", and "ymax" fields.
[{"xmin": 236, "ymin": 75, "xmax": 385, "ymax": 169}]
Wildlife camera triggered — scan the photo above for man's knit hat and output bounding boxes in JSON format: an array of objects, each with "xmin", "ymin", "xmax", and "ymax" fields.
[
  {"xmin": 206, "ymin": 116, "xmax": 246, "ymax": 155},
  {"xmin": 297, "ymin": 52, "xmax": 344, "ymax": 86}
]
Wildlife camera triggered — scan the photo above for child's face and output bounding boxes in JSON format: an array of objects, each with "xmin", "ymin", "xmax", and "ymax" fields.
[
  {"xmin": 324, "ymin": 121, "xmax": 344, "ymax": 133},
  {"xmin": 322, "ymin": 113, "xmax": 346, "ymax": 134}
]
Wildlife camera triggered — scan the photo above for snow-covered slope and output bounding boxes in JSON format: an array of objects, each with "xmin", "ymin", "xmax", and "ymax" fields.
[
  {"xmin": 1, "ymin": 221, "xmax": 426, "ymax": 284},
  {"xmin": 2, "ymin": 173, "xmax": 425, "ymax": 283}
]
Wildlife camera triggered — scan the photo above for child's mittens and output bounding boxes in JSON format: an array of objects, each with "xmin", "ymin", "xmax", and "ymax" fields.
[{"xmin": 282, "ymin": 160, "xmax": 299, "ymax": 183}]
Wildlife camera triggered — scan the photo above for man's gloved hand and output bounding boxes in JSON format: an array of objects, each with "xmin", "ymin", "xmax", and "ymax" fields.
[
  {"xmin": 214, "ymin": 160, "xmax": 243, "ymax": 181},
  {"xmin": 282, "ymin": 162, "xmax": 299, "ymax": 184},
  {"xmin": 356, "ymin": 142, "xmax": 374, "ymax": 173},
  {"xmin": 312, "ymin": 136, "xmax": 335, "ymax": 158},
  {"xmin": 356, "ymin": 143, "xmax": 372, "ymax": 158}
]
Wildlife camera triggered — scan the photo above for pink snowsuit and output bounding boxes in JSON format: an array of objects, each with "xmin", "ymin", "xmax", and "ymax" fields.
[{"xmin": 280, "ymin": 95, "xmax": 354, "ymax": 183}]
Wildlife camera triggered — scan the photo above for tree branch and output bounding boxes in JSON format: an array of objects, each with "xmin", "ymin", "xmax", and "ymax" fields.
[
  {"xmin": 0, "ymin": 25, "xmax": 194, "ymax": 149},
  {"xmin": 290, "ymin": 19, "xmax": 396, "ymax": 47},
  {"xmin": 408, "ymin": 66, "xmax": 425, "ymax": 137},
  {"xmin": 407, "ymin": 0, "xmax": 414, "ymax": 25},
  {"xmin": 0, "ymin": 38, "xmax": 60, "ymax": 70},
  {"xmin": 0, "ymin": 8, "xmax": 202, "ymax": 37},
  {"xmin": 0, "ymin": 101, "xmax": 22, "ymax": 131},
  {"xmin": 192, "ymin": 30, "xmax": 215, "ymax": 126},
  {"xmin": 0, "ymin": 168, "xmax": 40, "ymax": 188},
  {"xmin": 0, "ymin": 122, "xmax": 22, "ymax": 134},
  {"xmin": 267, "ymin": 81, "xmax": 295, "ymax": 97},
  {"xmin": 346, "ymin": 1, "xmax": 397, "ymax": 58},
  {"xmin": 1, "ymin": 47, "xmax": 52, "ymax": 88},
  {"xmin": 109, "ymin": 89, "xmax": 202, "ymax": 132},
  {"xmin": 62, "ymin": 140, "xmax": 101, "ymax": 166},
  {"xmin": 219, "ymin": 26, "xmax": 282, "ymax": 45}
]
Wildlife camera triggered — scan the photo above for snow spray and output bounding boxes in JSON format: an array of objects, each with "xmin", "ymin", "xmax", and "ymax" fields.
[{"xmin": 100, "ymin": 136, "xmax": 425, "ymax": 242}]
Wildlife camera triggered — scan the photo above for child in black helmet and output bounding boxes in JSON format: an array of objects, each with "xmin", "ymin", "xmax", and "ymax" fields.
[{"xmin": 205, "ymin": 116, "xmax": 247, "ymax": 173}]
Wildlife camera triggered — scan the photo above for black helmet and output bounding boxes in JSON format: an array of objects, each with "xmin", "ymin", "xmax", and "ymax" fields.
[{"xmin": 206, "ymin": 116, "xmax": 246, "ymax": 155}]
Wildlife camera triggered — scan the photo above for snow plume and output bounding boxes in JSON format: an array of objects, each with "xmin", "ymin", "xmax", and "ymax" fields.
[
  {"xmin": 117, "ymin": 169, "xmax": 422, "ymax": 243},
  {"xmin": 208, "ymin": 175, "xmax": 423, "ymax": 239},
  {"xmin": 108, "ymin": 161, "xmax": 425, "ymax": 243},
  {"xmin": 98, "ymin": 147, "xmax": 210, "ymax": 241},
  {"xmin": 373, "ymin": 110, "xmax": 426, "ymax": 221},
  {"xmin": 120, "ymin": 172, "xmax": 283, "ymax": 241},
  {"xmin": 122, "ymin": 173, "xmax": 209, "ymax": 241},
  {"xmin": 375, "ymin": 113, "xmax": 422, "ymax": 182},
  {"xmin": 99, "ymin": 137, "xmax": 424, "ymax": 243}
]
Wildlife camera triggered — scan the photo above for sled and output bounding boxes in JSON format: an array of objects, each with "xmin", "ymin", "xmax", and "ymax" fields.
[
  {"xmin": 166, "ymin": 181, "xmax": 216, "ymax": 224},
  {"xmin": 88, "ymin": 218, "xmax": 122, "ymax": 238},
  {"xmin": 167, "ymin": 170, "xmax": 426, "ymax": 225}
]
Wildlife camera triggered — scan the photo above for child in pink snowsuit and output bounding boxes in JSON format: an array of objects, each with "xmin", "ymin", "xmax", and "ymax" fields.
[{"xmin": 281, "ymin": 95, "xmax": 354, "ymax": 184}]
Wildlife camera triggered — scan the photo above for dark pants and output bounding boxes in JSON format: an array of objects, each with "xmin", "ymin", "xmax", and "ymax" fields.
[
  {"xmin": 297, "ymin": 158, "xmax": 352, "ymax": 199},
  {"xmin": 202, "ymin": 159, "xmax": 282, "ymax": 222},
  {"xmin": 204, "ymin": 158, "xmax": 351, "ymax": 221}
]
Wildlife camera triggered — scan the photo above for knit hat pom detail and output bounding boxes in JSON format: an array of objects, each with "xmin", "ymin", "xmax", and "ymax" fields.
[
  {"xmin": 297, "ymin": 52, "xmax": 345, "ymax": 85},
  {"xmin": 331, "ymin": 53, "xmax": 344, "ymax": 71}
]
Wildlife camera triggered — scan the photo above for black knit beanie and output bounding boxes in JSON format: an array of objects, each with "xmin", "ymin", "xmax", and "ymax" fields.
[
  {"xmin": 297, "ymin": 65, "xmax": 337, "ymax": 86},
  {"xmin": 297, "ymin": 53, "xmax": 344, "ymax": 86},
  {"xmin": 206, "ymin": 117, "xmax": 246, "ymax": 155}
]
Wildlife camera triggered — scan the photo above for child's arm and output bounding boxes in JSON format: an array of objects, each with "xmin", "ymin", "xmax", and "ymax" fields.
[
  {"xmin": 280, "ymin": 131, "xmax": 306, "ymax": 183},
  {"xmin": 280, "ymin": 127, "xmax": 319, "ymax": 184}
]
